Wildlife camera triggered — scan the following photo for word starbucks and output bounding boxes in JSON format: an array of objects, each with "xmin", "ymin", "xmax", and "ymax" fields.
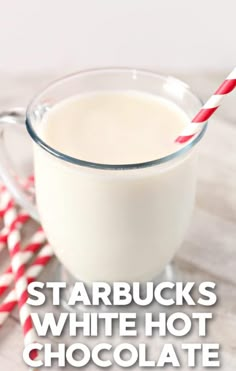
[
  {"xmin": 27, "ymin": 281, "xmax": 217, "ymax": 306},
  {"xmin": 24, "ymin": 281, "xmax": 220, "ymax": 368}
]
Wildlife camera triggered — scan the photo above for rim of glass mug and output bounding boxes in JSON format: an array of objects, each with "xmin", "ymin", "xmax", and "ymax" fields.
[{"xmin": 26, "ymin": 68, "xmax": 207, "ymax": 171}]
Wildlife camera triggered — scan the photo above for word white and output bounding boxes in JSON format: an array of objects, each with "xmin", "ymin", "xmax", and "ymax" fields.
[
  {"xmin": 31, "ymin": 312, "xmax": 212, "ymax": 337},
  {"xmin": 28, "ymin": 281, "xmax": 217, "ymax": 307},
  {"xmin": 23, "ymin": 342, "xmax": 220, "ymax": 368}
]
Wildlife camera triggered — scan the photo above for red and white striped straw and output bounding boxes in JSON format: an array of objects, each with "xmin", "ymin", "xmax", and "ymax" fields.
[
  {"xmin": 0, "ymin": 182, "xmax": 30, "ymax": 252},
  {"xmin": 0, "ymin": 228, "xmax": 46, "ymax": 297},
  {"xmin": 0, "ymin": 243, "xmax": 53, "ymax": 326},
  {"xmin": 0, "ymin": 227, "xmax": 10, "ymax": 252},
  {"xmin": 0, "ymin": 212, "xmax": 29, "ymax": 252},
  {"xmin": 175, "ymin": 67, "xmax": 236, "ymax": 144},
  {"xmin": 3, "ymin": 189, "xmax": 38, "ymax": 361}
]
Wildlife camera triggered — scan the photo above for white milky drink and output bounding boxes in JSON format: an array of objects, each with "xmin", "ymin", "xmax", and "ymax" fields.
[{"xmin": 34, "ymin": 91, "xmax": 197, "ymax": 282}]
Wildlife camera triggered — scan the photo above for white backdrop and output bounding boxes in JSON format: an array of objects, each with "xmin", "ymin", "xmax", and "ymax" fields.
[{"xmin": 0, "ymin": 0, "xmax": 235, "ymax": 73}]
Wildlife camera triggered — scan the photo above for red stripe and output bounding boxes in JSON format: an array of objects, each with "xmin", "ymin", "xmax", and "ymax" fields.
[
  {"xmin": 24, "ymin": 242, "xmax": 42, "ymax": 253},
  {"xmin": 0, "ymin": 200, "xmax": 14, "ymax": 217},
  {"xmin": 11, "ymin": 242, "xmax": 21, "ymax": 257},
  {"xmin": 23, "ymin": 315, "xmax": 33, "ymax": 336},
  {"xmin": 32, "ymin": 255, "xmax": 51, "ymax": 266},
  {"xmin": 175, "ymin": 133, "xmax": 195, "ymax": 144},
  {"xmin": 15, "ymin": 264, "xmax": 26, "ymax": 282},
  {"xmin": 192, "ymin": 106, "xmax": 218, "ymax": 123},
  {"xmin": 0, "ymin": 300, "xmax": 17, "ymax": 312},
  {"xmin": 18, "ymin": 289, "xmax": 29, "ymax": 308},
  {"xmin": 215, "ymin": 79, "xmax": 236, "ymax": 94},
  {"xmin": 30, "ymin": 347, "xmax": 38, "ymax": 360},
  {"xmin": 12, "ymin": 240, "xmax": 43, "ymax": 260},
  {"xmin": 0, "ymin": 286, "xmax": 9, "ymax": 296},
  {"xmin": 10, "ymin": 214, "xmax": 29, "ymax": 231},
  {"xmin": 24, "ymin": 175, "xmax": 35, "ymax": 187},
  {"xmin": 0, "ymin": 234, "xmax": 7, "ymax": 243},
  {"xmin": 5, "ymin": 266, "xmax": 12, "ymax": 274}
]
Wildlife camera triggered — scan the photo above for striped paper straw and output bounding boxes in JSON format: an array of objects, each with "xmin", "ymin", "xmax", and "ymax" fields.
[
  {"xmin": 0, "ymin": 183, "xmax": 29, "ymax": 251},
  {"xmin": 0, "ymin": 212, "xmax": 29, "ymax": 253},
  {"xmin": 0, "ymin": 228, "xmax": 46, "ymax": 297},
  {"xmin": 3, "ymin": 190, "xmax": 38, "ymax": 361},
  {"xmin": 175, "ymin": 67, "xmax": 236, "ymax": 144},
  {"xmin": 0, "ymin": 186, "xmax": 14, "ymax": 251},
  {"xmin": 0, "ymin": 227, "xmax": 9, "ymax": 252},
  {"xmin": 0, "ymin": 244, "xmax": 53, "ymax": 326}
]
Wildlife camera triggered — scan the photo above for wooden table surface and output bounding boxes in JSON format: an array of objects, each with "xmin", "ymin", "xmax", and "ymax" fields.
[{"xmin": 0, "ymin": 71, "xmax": 235, "ymax": 370}]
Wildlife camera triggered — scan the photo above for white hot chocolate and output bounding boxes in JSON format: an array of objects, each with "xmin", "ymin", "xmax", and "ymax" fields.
[{"xmin": 34, "ymin": 91, "xmax": 196, "ymax": 282}]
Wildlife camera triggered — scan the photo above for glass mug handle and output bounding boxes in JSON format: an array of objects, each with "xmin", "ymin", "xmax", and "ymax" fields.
[{"xmin": 0, "ymin": 108, "xmax": 39, "ymax": 220}]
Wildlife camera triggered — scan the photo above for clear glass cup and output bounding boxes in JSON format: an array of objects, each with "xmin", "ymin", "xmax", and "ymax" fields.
[{"xmin": 0, "ymin": 68, "xmax": 207, "ymax": 284}]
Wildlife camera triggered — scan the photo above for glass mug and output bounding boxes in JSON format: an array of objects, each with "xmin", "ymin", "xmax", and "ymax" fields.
[{"xmin": 0, "ymin": 69, "xmax": 206, "ymax": 283}]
